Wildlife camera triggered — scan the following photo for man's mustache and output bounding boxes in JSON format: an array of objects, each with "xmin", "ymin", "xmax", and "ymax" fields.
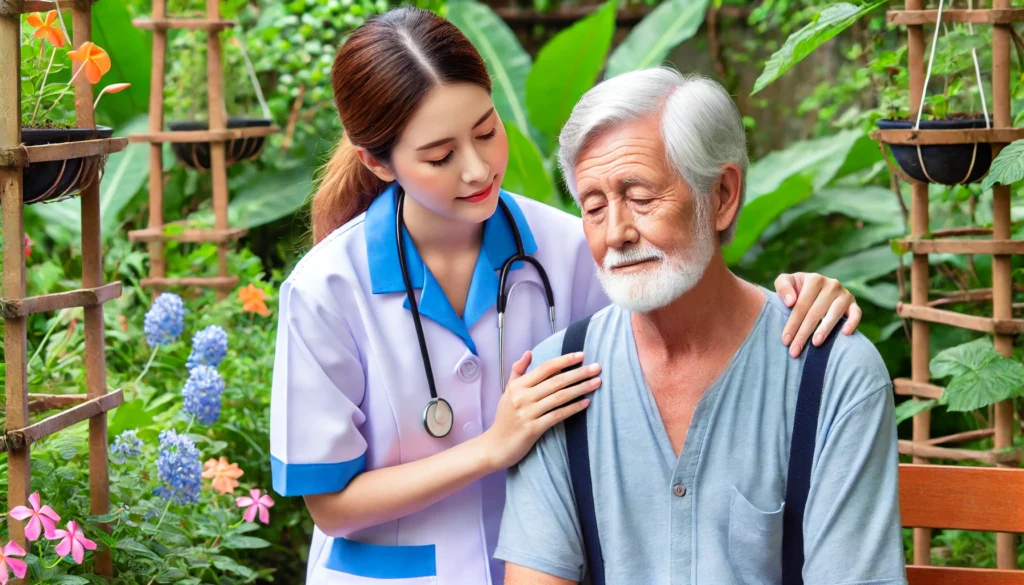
[{"xmin": 602, "ymin": 245, "xmax": 664, "ymax": 270}]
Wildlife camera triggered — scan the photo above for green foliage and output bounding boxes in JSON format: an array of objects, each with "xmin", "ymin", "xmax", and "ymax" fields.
[
  {"xmin": 605, "ymin": 0, "xmax": 710, "ymax": 79},
  {"xmin": 981, "ymin": 139, "xmax": 1024, "ymax": 190},
  {"xmin": 504, "ymin": 124, "xmax": 559, "ymax": 206},
  {"xmin": 91, "ymin": 0, "xmax": 152, "ymax": 127},
  {"xmin": 752, "ymin": 1, "xmax": 887, "ymax": 95},
  {"xmin": 930, "ymin": 338, "xmax": 1024, "ymax": 412}
]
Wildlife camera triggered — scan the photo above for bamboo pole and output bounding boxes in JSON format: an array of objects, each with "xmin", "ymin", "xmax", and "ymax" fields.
[
  {"xmin": 1, "ymin": 10, "xmax": 31, "ymax": 577},
  {"xmin": 71, "ymin": 2, "xmax": 113, "ymax": 577},
  {"xmin": 991, "ymin": 0, "xmax": 1017, "ymax": 568},
  {"xmin": 905, "ymin": 0, "xmax": 932, "ymax": 567},
  {"xmin": 147, "ymin": 0, "xmax": 167, "ymax": 283},
  {"xmin": 206, "ymin": 0, "xmax": 230, "ymax": 300}
]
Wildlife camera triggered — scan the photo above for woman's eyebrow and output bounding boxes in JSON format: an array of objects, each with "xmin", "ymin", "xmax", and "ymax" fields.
[{"xmin": 415, "ymin": 108, "xmax": 496, "ymax": 151}]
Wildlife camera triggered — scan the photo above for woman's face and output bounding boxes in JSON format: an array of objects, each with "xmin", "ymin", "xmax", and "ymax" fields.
[{"xmin": 369, "ymin": 82, "xmax": 509, "ymax": 225}]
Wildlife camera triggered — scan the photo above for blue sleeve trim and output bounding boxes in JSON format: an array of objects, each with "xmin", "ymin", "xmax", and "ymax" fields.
[
  {"xmin": 326, "ymin": 537, "xmax": 436, "ymax": 578},
  {"xmin": 271, "ymin": 454, "xmax": 366, "ymax": 497}
]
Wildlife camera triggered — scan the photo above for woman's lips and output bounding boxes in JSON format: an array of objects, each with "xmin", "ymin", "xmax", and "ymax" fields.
[{"xmin": 459, "ymin": 179, "xmax": 495, "ymax": 203}]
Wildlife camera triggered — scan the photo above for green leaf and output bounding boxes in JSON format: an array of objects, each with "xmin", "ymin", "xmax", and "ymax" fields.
[
  {"xmin": 191, "ymin": 166, "xmax": 313, "ymax": 229},
  {"xmin": 981, "ymin": 139, "xmax": 1024, "ymax": 190},
  {"xmin": 816, "ymin": 244, "xmax": 900, "ymax": 283},
  {"xmin": 894, "ymin": 398, "xmax": 936, "ymax": 425},
  {"xmin": 30, "ymin": 116, "xmax": 152, "ymax": 241},
  {"xmin": 92, "ymin": 0, "xmax": 152, "ymax": 125},
  {"xmin": 223, "ymin": 535, "xmax": 272, "ymax": 550},
  {"xmin": 844, "ymin": 280, "xmax": 900, "ymax": 310},
  {"xmin": 107, "ymin": 398, "xmax": 157, "ymax": 441},
  {"xmin": 786, "ymin": 186, "xmax": 902, "ymax": 225},
  {"xmin": 503, "ymin": 123, "xmax": 557, "ymax": 205},
  {"xmin": 930, "ymin": 337, "xmax": 994, "ymax": 379},
  {"xmin": 212, "ymin": 555, "xmax": 256, "ymax": 578},
  {"xmin": 605, "ymin": 0, "xmax": 709, "ymax": 79},
  {"xmin": 48, "ymin": 576, "xmax": 91, "ymax": 585},
  {"xmin": 525, "ymin": 0, "xmax": 617, "ymax": 142},
  {"xmin": 448, "ymin": 0, "xmax": 532, "ymax": 133},
  {"xmin": 751, "ymin": 1, "xmax": 887, "ymax": 95},
  {"xmin": 944, "ymin": 361, "xmax": 1024, "ymax": 412},
  {"xmin": 725, "ymin": 174, "xmax": 814, "ymax": 265},
  {"xmin": 115, "ymin": 538, "xmax": 162, "ymax": 562}
]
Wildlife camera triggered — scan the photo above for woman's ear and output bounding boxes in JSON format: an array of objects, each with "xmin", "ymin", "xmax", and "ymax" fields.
[{"xmin": 355, "ymin": 147, "xmax": 396, "ymax": 183}]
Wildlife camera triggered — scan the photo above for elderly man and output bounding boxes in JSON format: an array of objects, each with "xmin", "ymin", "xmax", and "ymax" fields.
[{"xmin": 493, "ymin": 68, "xmax": 906, "ymax": 585}]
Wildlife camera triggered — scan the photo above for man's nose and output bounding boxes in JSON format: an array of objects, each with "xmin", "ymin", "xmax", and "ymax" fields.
[
  {"xmin": 605, "ymin": 202, "xmax": 639, "ymax": 249},
  {"xmin": 461, "ymin": 146, "xmax": 491, "ymax": 185}
]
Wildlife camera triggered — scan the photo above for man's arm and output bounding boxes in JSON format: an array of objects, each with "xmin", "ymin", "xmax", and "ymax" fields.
[{"xmin": 506, "ymin": 564, "xmax": 577, "ymax": 585}]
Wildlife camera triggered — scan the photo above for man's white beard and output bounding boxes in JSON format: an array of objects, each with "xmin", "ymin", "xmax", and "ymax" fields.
[{"xmin": 596, "ymin": 223, "xmax": 716, "ymax": 313}]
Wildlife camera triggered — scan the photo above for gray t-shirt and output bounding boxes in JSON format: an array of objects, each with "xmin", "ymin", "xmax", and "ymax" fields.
[{"xmin": 494, "ymin": 289, "xmax": 906, "ymax": 585}]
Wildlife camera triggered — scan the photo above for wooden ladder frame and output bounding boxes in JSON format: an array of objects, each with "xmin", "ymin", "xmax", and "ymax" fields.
[
  {"xmin": 0, "ymin": 0, "xmax": 127, "ymax": 581},
  {"xmin": 126, "ymin": 0, "xmax": 277, "ymax": 297},
  {"xmin": 871, "ymin": 1, "xmax": 1024, "ymax": 572}
]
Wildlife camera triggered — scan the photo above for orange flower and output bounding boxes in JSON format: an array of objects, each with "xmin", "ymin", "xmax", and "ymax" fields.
[
  {"xmin": 67, "ymin": 42, "xmax": 111, "ymax": 85},
  {"xmin": 238, "ymin": 284, "xmax": 270, "ymax": 317},
  {"xmin": 26, "ymin": 11, "xmax": 66, "ymax": 48},
  {"xmin": 202, "ymin": 457, "xmax": 244, "ymax": 495}
]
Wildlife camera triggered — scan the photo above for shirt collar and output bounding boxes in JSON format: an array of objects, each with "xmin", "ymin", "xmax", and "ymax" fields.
[{"xmin": 364, "ymin": 183, "xmax": 538, "ymax": 353}]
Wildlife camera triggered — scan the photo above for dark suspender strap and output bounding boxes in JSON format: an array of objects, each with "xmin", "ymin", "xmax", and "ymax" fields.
[
  {"xmin": 560, "ymin": 315, "xmax": 604, "ymax": 585},
  {"xmin": 781, "ymin": 320, "xmax": 845, "ymax": 585}
]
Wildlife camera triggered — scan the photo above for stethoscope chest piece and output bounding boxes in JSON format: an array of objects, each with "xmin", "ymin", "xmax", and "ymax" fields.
[{"xmin": 422, "ymin": 397, "xmax": 454, "ymax": 438}]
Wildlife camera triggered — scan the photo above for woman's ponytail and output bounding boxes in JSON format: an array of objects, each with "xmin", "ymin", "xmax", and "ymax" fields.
[{"xmin": 311, "ymin": 135, "xmax": 386, "ymax": 244}]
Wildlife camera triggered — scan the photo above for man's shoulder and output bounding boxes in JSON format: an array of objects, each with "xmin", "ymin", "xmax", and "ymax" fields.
[{"xmin": 529, "ymin": 305, "xmax": 621, "ymax": 366}]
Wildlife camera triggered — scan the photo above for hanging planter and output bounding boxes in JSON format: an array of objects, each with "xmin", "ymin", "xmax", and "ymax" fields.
[
  {"xmin": 877, "ymin": 118, "xmax": 992, "ymax": 185},
  {"xmin": 167, "ymin": 118, "xmax": 272, "ymax": 171},
  {"xmin": 21, "ymin": 126, "xmax": 113, "ymax": 204}
]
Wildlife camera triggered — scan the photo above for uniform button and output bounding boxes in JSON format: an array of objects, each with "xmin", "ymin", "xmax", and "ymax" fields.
[
  {"xmin": 463, "ymin": 421, "xmax": 482, "ymax": 436},
  {"xmin": 673, "ymin": 484, "xmax": 686, "ymax": 497},
  {"xmin": 457, "ymin": 358, "xmax": 480, "ymax": 382}
]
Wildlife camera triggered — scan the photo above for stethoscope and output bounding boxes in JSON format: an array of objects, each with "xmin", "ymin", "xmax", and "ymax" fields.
[{"xmin": 395, "ymin": 188, "xmax": 556, "ymax": 438}]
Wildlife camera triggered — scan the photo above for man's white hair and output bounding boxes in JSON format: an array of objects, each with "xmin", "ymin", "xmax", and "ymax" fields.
[{"xmin": 558, "ymin": 67, "xmax": 749, "ymax": 244}]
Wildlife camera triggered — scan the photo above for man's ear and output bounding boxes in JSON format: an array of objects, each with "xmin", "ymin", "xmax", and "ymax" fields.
[
  {"xmin": 355, "ymin": 147, "xmax": 396, "ymax": 183},
  {"xmin": 712, "ymin": 164, "xmax": 743, "ymax": 236}
]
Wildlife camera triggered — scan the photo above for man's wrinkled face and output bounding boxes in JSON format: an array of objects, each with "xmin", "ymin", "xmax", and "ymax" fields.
[{"xmin": 574, "ymin": 116, "xmax": 716, "ymax": 313}]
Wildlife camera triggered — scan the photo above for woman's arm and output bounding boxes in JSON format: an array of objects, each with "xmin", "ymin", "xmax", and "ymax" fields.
[
  {"xmin": 773, "ymin": 272, "xmax": 862, "ymax": 358},
  {"xmin": 305, "ymin": 350, "xmax": 602, "ymax": 537}
]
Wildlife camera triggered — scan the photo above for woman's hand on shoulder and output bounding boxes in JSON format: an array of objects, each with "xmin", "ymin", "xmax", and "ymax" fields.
[
  {"xmin": 774, "ymin": 272, "xmax": 862, "ymax": 358},
  {"xmin": 481, "ymin": 351, "xmax": 601, "ymax": 471}
]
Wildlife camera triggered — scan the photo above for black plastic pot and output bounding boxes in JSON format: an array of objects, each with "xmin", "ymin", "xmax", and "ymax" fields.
[
  {"xmin": 168, "ymin": 118, "xmax": 272, "ymax": 171},
  {"xmin": 877, "ymin": 118, "xmax": 992, "ymax": 185},
  {"xmin": 21, "ymin": 126, "xmax": 113, "ymax": 205}
]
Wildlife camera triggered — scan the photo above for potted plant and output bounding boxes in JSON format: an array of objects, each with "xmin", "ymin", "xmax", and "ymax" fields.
[
  {"xmin": 876, "ymin": 24, "xmax": 994, "ymax": 185},
  {"xmin": 164, "ymin": 25, "xmax": 274, "ymax": 172},
  {"xmin": 19, "ymin": 9, "xmax": 130, "ymax": 204}
]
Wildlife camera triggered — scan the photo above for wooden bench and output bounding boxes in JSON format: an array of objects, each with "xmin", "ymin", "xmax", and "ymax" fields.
[{"xmin": 900, "ymin": 464, "xmax": 1024, "ymax": 584}]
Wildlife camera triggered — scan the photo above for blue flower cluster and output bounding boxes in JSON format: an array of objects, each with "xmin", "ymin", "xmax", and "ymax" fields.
[
  {"xmin": 155, "ymin": 429, "xmax": 202, "ymax": 505},
  {"xmin": 110, "ymin": 429, "xmax": 143, "ymax": 464},
  {"xmin": 186, "ymin": 325, "xmax": 228, "ymax": 371},
  {"xmin": 144, "ymin": 293, "xmax": 185, "ymax": 348},
  {"xmin": 182, "ymin": 365, "xmax": 225, "ymax": 425}
]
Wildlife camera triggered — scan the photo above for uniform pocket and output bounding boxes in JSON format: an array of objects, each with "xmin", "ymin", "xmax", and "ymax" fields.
[
  {"xmin": 727, "ymin": 486, "xmax": 784, "ymax": 585},
  {"xmin": 310, "ymin": 538, "xmax": 438, "ymax": 584}
]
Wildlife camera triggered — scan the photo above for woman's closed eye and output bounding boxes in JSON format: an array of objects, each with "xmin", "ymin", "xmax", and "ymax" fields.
[
  {"xmin": 427, "ymin": 130, "xmax": 497, "ymax": 166},
  {"xmin": 477, "ymin": 128, "xmax": 497, "ymax": 140}
]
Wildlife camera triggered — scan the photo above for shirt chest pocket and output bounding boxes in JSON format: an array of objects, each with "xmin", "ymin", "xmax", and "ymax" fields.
[
  {"xmin": 311, "ymin": 538, "xmax": 438, "ymax": 585},
  {"xmin": 727, "ymin": 486, "xmax": 784, "ymax": 585}
]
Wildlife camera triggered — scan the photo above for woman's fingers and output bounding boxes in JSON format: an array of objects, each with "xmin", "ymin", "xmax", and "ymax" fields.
[
  {"xmin": 789, "ymin": 280, "xmax": 841, "ymax": 357},
  {"xmin": 514, "ymin": 351, "xmax": 586, "ymax": 389},
  {"xmin": 782, "ymin": 274, "xmax": 824, "ymax": 347},
  {"xmin": 526, "ymin": 362, "xmax": 601, "ymax": 402},
  {"xmin": 531, "ymin": 375, "xmax": 602, "ymax": 418},
  {"xmin": 536, "ymin": 396, "xmax": 591, "ymax": 431},
  {"xmin": 842, "ymin": 302, "xmax": 862, "ymax": 335},
  {"xmin": 774, "ymin": 273, "xmax": 801, "ymax": 308},
  {"xmin": 505, "ymin": 351, "xmax": 532, "ymax": 386},
  {"xmin": 811, "ymin": 296, "xmax": 848, "ymax": 347}
]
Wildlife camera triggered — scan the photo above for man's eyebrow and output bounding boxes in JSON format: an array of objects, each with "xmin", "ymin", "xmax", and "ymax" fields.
[
  {"xmin": 415, "ymin": 108, "xmax": 496, "ymax": 151},
  {"xmin": 619, "ymin": 176, "xmax": 656, "ymax": 191},
  {"xmin": 578, "ymin": 187, "xmax": 603, "ymax": 202}
]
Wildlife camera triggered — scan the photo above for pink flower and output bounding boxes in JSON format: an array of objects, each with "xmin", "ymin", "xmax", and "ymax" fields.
[
  {"xmin": 236, "ymin": 488, "xmax": 274, "ymax": 524},
  {"xmin": 0, "ymin": 540, "xmax": 28, "ymax": 585},
  {"xmin": 49, "ymin": 520, "xmax": 96, "ymax": 564},
  {"xmin": 8, "ymin": 491, "xmax": 60, "ymax": 541}
]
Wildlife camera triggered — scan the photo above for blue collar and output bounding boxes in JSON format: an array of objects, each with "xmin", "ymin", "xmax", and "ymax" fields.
[{"xmin": 364, "ymin": 183, "xmax": 538, "ymax": 354}]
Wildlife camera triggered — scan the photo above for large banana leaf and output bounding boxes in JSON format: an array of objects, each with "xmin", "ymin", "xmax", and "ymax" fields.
[
  {"xmin": 751, "ymin": 1, "xmax": 886, "ymax": 95},
  {"xmin": 525, "ymin": 0, "xmax": 617, "ymax": 144},
  {"xmin": 92, "ymin": 0, "xmax": 152, "ymax": 126},
  {"xmin": 189, "ymin": 166, "xmax": 314, "ymax": 229},
  {"xmin": 605, "ymin": 0, "xmax": 709, "ymax": 79},
  {"xmin": 448, "ymin": 0, "xmax": 532, "ymax": 133},
  {"xmin": 723, "ymin": 130, "xmax": 880, "ymax": 264},
  {"xmin": 30, "ymin": 116, "xmax": 153, "ymax": 243},
  {"xmin": 502, "ymin": 123, "xmax": 557, "ymax": 206}
]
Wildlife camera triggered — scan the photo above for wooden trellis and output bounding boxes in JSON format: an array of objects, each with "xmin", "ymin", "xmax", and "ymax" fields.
[
  {"xmin": 0, "ymin": 0, "xmax": 126, "ymax": 580},
  {"xmin": 127, "ymin": 0, "xmax": 277, "ymax": 297},
  {"xmin": 872, "ymin": 0, "xmax": 1024, "ymax": 572}
]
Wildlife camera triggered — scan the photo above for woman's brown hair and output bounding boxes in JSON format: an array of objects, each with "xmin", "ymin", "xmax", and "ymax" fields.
[{"xmin": 311, "ymin": 7, "xmax": 492, "ymax": 243}]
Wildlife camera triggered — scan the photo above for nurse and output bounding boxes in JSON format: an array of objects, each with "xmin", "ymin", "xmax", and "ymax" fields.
[{"xmin": 269, "ymin": 7, "xmax": 863, "ymax": 585}]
